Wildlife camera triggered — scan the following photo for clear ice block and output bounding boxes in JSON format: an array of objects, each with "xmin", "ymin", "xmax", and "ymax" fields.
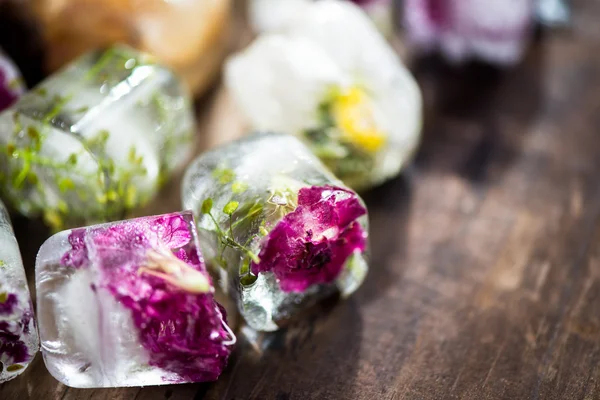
[
  {"xmin": 227, "ymin": 0, "xmax": 422, "ymax": 190},
  {"xmin": 36, "ymin": 211, "xmax": 235, "ymax": 388},
  {"xmin": 0, "ymin": 200, "xmax": 39, "ymax": 383},
  {"xmin": 182, "ymin": 133, "xmax": 369, "ymax": 332},
  {"xmin": 0, "ymin": 45, "xmax": 195, "ymax": 230}
]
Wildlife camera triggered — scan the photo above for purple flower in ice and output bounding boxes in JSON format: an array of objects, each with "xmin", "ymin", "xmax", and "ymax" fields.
[
  {"xmin": 61, "ymin": 213, "xmax": 234, "ymax": 382},
  {"xmin": 146, "ymin": 214, "xmax": 192, "ymax": 249},
  {"xmin": 0, "ymin": 293, "xmax": 18, "ymax": 316},
  {"xmin": 404, "ymin": 0, "xmax": 535, "ymax": 65},
  {"xmin": 252, "ymin": 185, "xmax": 367, "ymax": 292},
  {"xmin": 0, "ymin": 309, "xmax": 35, "ymax": 367},
  {"xmin": 0, "ymin": 329, "xmax": 30, "ymax": 365},
  {"xmin": 0, "ymin": 52, "xmax": 24, "ymax": 111}
]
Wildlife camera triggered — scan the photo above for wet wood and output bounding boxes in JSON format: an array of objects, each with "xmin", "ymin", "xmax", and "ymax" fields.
[{"xmin": 3, "ymin": 1, "xmax": 600, "ymax": 399}]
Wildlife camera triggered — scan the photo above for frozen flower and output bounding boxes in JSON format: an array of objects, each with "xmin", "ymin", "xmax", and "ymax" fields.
[
  {"xmin": 47, "ymin": 212, "xmax": 234, "ymax": 386},
  {"xmin": 227, "ymin": 0, "xmax": 422, "ymax": 190},
  {"xmin": 252, "ymin": 185, "xmax": 367, "ymax": 292},
  {"xmin": 404, "ymin": 0, "xmax": 536, "ymax": 65},
  {"xmin": 0, "ymin": 303, "xmax": 36, "ymax": 381},
  {"xmin": 183, "ymin": 133, "xmax": 370, "ymax": 331},
  {"xmin": 0, "ymin": 321, "xmax": 31, "ymax": 368}
]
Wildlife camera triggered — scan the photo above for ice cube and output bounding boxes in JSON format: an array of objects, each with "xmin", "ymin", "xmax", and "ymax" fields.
[
  {"xmin": 226, "ymin": 0, "xmax": 422, "ymax": 190},
  {"xmin": 0, "ymin": 45, "xmax": 195, "ymax": 230},
  {"xmin": 35, "ymin": 211, "xmax": 235, "ymax": 388},
  {"xmin": 182, "ymin": 133, "xmax": 369, "ymax": 332},
  {"xmin": 0, "ymin": 200, "xmax": 39, "ymax": 383}
]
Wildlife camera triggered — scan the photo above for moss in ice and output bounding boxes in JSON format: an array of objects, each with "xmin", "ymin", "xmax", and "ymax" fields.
[
  {"xmin": 198, "ymin": 167, "xmax": 267, "ymax": 285},
  {"xmin": 0, "ymin": 109, "xmax": 148, "ymax": 230},
  {"xmin": 303, "ymin": 86, "xmax": 379, "ymax": 189},
  {"xmin": 0, "ymin": 48, "xmax": 180, "ymax": 230}
]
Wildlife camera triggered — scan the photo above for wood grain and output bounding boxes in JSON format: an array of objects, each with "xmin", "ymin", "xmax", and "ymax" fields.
[{"xmin": 3, "ymin": 1, "xmax": 600, "ymax": 399}]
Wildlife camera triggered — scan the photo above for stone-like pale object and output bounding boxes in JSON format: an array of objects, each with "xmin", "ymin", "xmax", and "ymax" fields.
[
  {"xmin": 0, "ymin": 200, "xmax": 39, "ymax": 383},
  {"xmin": 30, "ymin": 0, "xmax": 232, "ymax": 95},
  {"xmin": 182, "ymin": 133, "xmax": 369, "ymax": 331},
  {"xmin": 36, "ymin": 211, "xmax": 235, "ymax": 388},
  {"xmin": 0, "ymin": 45, "xmax": 195, "ymax": 230},
  {"xmin": 228, "ymin": 0, "xmax": 422, "ymax": 190}
]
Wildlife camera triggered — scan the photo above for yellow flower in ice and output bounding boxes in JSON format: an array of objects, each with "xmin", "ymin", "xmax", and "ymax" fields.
[
  {"xmin": 331, "ymin": 86, "xmax": 386, "ymax": 153},
  {"xmin": 225, "ymin": 0, "xmax": 423, "ymax": 189}
]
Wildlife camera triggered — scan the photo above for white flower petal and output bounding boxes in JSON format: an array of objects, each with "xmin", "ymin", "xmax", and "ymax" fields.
[
  {"xmin": 226, "ymin": 34, "xmax": 347, "ymax": 134},
  {"xmin": 248, "ymin": 0, "xmax": 313, "ymax": 33},
  {"xmin": 284, "ymin": 1, "xmax": 399, "ymax": 85}
]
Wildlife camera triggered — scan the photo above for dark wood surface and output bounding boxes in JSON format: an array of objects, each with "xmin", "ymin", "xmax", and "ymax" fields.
[{"xmin": 3, "ymin": 1, "xmax": 600, "ymax": 399}]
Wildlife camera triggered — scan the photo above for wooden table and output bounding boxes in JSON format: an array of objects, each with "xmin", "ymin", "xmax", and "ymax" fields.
[{"xmin": 3, "ymin": 1, "xmax": 600, "ymax": 399}]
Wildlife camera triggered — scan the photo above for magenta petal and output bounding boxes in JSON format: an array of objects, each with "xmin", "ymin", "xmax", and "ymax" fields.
[
  {"xmin": 298, "ymin": 185, "xmax": 366, "ymax": 232},
  {"xmin": 148, "ymin": 214, "xmax": 192, "ymax": 249},
  {"xmin": 333, "ymin": 195, "xmax": 368, "ymax": 228},
  {"xmin": 328, "ymin": 222, "xmax": 366, "ymax": 271},
  {"xmin": 60, "ymin": 229, "xmax": 88, "ymax": 269}
]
